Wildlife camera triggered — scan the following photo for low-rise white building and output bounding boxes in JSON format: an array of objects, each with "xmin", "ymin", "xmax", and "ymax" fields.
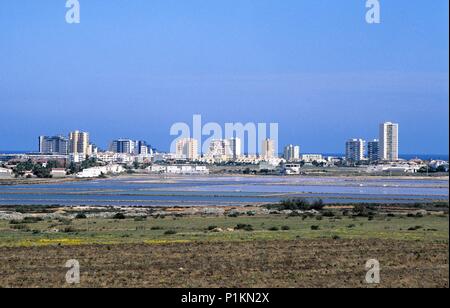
[
  {"xmin": 146, "ymin": 165, "xmax": 209, "ymax": 175},
  {"xmin": 50, "ymin": 168, "xmax": 67, "ymax": 178},
  {"xmin": 302, "ymin": 154, "xmax": 324, "ymax": 163},
  {"xmin": 0, "ymin": 167, "xmax": 13, "ymax": 178},
  {"xmin": 153, "ymin": 153, "xmax": 177, "ymax": 162},
  {"xmin": 366, "ymin": 163, "xmax": 423, "ymax": 174},
  {"xmin": 94, "ymin": 152, "xmax": 134, "ymax": 164},
  {"xmin": 76, "ymin": 164, "xmax": 125, "ymax": 178},
  {"xmin": 282, "ymin": 163, "xmax": 301, "ymax": 175},
  {"xmin": 429, "ymin": 160, "xmax": 449, "ymax": 172},
  {"xmin": 69, "ymin": 153, "xmax": 86, "ymax": 163},
  {"xmin": 259, "ymin": 158, "xmax": 284, "ymax": 171}
]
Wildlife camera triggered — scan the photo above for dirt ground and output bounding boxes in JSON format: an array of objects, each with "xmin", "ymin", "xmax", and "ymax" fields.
[{"xmin": 0, "ymin": 239, "xmax": 447, "ymax": 288}]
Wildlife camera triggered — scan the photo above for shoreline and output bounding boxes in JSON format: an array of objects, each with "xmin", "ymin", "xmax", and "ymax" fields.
[{"xmin": 1, "ymin": 172, "xmax": 448, "ymax": 187}]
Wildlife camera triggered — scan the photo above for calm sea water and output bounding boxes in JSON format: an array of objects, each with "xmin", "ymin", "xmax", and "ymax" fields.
[{"xmin": 0, "ymin": 175, "xmax": 448, "ymax": 207}]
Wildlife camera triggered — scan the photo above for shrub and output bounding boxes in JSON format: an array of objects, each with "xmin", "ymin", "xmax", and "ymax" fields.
[
  {"xmin": 22, "ymin": 217, "xmax": 43, "ymax": 224},
  {"xmin": 62, "ymin": 226, "xmax": 77, "ymax": 233},
  {"xmin": 243, "ymin": 225, "xmax": 254, "ymax": 231},
  {"xmin": 75, "ymin": 213, "xmax": 87, "ymax": 219},
  {"xmin": 322, "ymin": 211, "xmax": 335, "ymax": 217},
  {"xmin": 311, "ymin": 199, "xmax": 325, "ymax": 210},
  {"xmin": 278, "ymin": 198, "xmax": 325, "ymax": 211},
  {"xmin": 311, "ymin": 225, "xmax": 320, "ymax": 231},
  {"xmin": 57, "ymin": 218, "xmax": 72, "ymax": 225},
  {"xmin": 281, "ymin": 225, "xmax": 290, "ymax": 231},
  {"xmin": 353, "ymin": 204, "xmax": 369, "ymax": 217},
  {"xmin": 235, "ymin": 224, "xmax": 253, "ymax": 231},
  {"xmin": 10, "ymin": 224, "xmax": 29, "ymax": 231},
  {"xmin": 347, "ymin": 224, "xmax": 356, "ymax": 228},
  {"xmin": 408, "ymin": 226, "xmax": 422, "ymax": 231},
  {"xmin": 112, "ymin": 213, "xmax": 126, "ymax": 220}
]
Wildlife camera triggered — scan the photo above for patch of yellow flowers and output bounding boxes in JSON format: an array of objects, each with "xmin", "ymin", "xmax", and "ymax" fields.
[{"xmin": 144, "ymin": 239, "xmax": 191, "ymax": 245}]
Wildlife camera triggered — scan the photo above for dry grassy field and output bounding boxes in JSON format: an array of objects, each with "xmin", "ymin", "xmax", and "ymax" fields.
[
  {"xmin": 0, "ymin": 209, "xmax": 448, "ymax": 288},
  {"xmin": 0, "ymin": 239, "xmax": 447, "ymax": 288}
]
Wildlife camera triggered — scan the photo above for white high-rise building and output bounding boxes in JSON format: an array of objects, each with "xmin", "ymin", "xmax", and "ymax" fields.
[
  {"xmin": 208, "ymin": 140, "xmax": 226, "ymax": 158},
  {"xmin": 176, "ymin": 138, "xmax": 199, "ymax": 161},
  {"xmin": 205, "ymin": 138, "xmax": 242, "ymax": 161},
  {"xmin": 69, "ymin": 131, "xmax": 90, "ymax": 157},
  {"xmin": 345, "ymin": 139, "xmax": 366, "ymax": 162},
  {"xmin": 379, "ymin": 122, "xmax": 399, "ymax": 161},
  {"xmin": 284, "ymin": 144, "xmax": 300, "ymax": 162},
  {"xmin": 261, "ymin": 139, "xmax": 276, "ymax": 160}
]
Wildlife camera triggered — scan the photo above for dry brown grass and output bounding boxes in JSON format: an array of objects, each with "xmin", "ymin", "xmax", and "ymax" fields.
[{"xmin": 0, "ymin": 239, "xmax": 447, "ymax": 288}]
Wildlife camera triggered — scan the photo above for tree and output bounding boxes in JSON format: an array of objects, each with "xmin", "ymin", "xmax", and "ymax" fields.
[
  {"xmin": 436, "ymin": 165, "xmax": 449, "ymax": 173},
  {"xmin": 133, "ymin": 161, "xmax": 140, "ymax": 170},
  {"xmin": 67, "ymin": 162, "xmax": 81, "ymax": 175},
  {"xmin": 32, "ymin": 164, "xmax": 52, "ymax": 178},
  {"xmin": 13, "ymin": 159, "xmax": 34, "ymax": 177},
  {"xmin": 46, "ymin": 160, "xmax": 59, "ymax": 169},
  {"xmin": 353, "ymin": 204, "xmax": 369, "ymax": 217}
]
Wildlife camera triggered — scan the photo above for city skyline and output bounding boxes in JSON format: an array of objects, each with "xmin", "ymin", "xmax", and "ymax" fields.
[
  {"xmin": 5, "ymin": 121, "xmax": 443, "ymax": 158},
  {"xmin": 2, "ymin": 128, "xmax": 448, "ymax": 157},
  {"xmin": 5, "ymin": 121, "xmax": 439, "ymax": 162},
  {"xmin": 0, "ymin": 1, "xmax": 448, "ymax": 154}
]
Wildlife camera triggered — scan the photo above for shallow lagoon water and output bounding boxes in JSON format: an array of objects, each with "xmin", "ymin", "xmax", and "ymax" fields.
[{"xmin": 0, "ymin": 175, "xmax": 448, "ymax": 207}]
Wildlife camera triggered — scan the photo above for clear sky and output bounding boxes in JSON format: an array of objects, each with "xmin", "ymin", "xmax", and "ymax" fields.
[{"xmin": 0, "ymin": 0, "xmax": 448, "ymax": 154}]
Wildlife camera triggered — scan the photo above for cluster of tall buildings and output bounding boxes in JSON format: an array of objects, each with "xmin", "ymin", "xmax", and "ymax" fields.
[
  {"xmin": 39, "ymin": 131, "xmax": 153, "ymax": 162},
  {"xmin": 39, "ymin": 131, "xmax": 96, "ymax": 161},
  {"xmin": 283, "ymin": 144, "xmax": 301, "ymax": 162},
  {"xmin": 174, "ymin": 138, "xmax": 242, "ymax": 161},
  {"xmin": 174, "ymin": 137, "xmax": 280, "ymax": 162},
  {"xmin": 37, "ymin": 121, "xmax": 399, "ymax": 165},
  {"xmin": 345, "ymin": 122, "xmax": 399, "ymax": 163},
  {"xmin": 109, "ymin": 139, "xmax": 153, "ymax": 155},
  {"xmin": 206, "ymin": 138, "xmax": 242, "ymax": 161},
  {"xmin": 175, "ymin": 138, "xmax": 199, "ymax": 161},
  {"xmin": 173, "ymin": 138, "xmax": 304, "ymax": 163}
]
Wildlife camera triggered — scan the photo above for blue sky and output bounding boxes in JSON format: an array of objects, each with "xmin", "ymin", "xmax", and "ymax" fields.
[{"xmin": 0, "ymin": 0, "xmax": 448, "ymax": 154}]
